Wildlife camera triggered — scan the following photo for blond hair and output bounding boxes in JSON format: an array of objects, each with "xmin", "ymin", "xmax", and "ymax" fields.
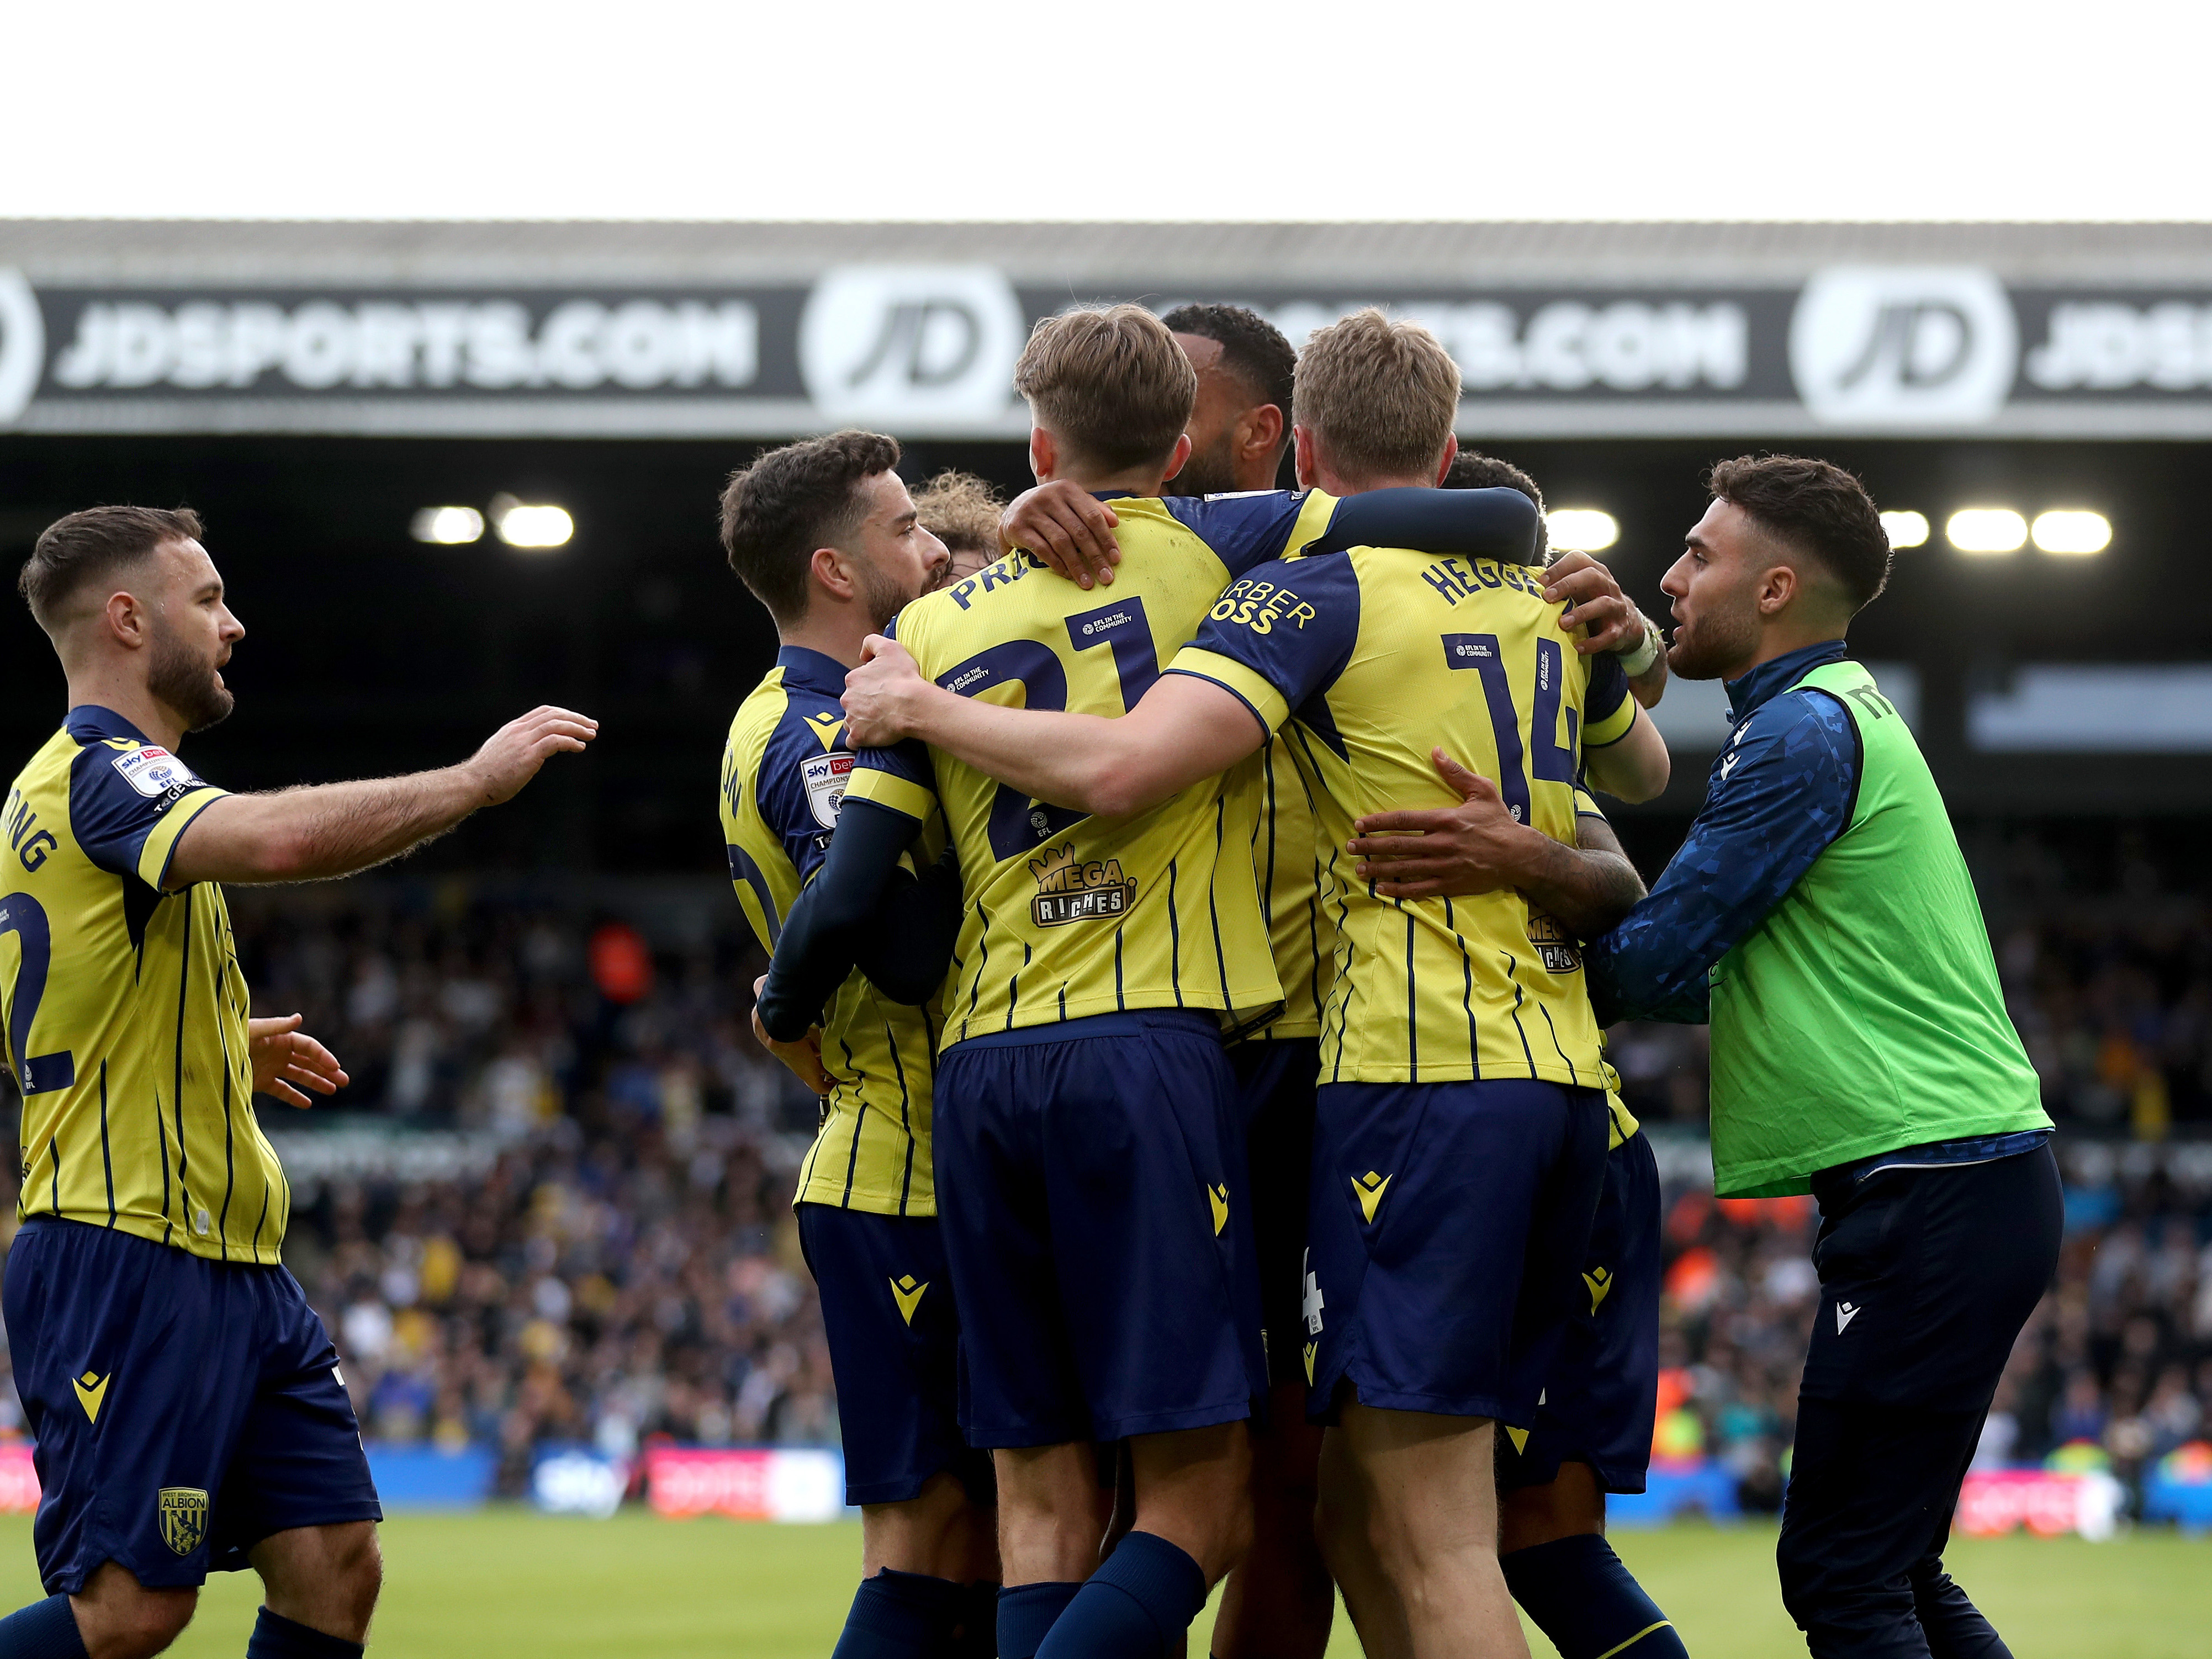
[
  {"xmin": 1293, "ymin": 308, "xmax": 1462, "ymax": 483},
  {"xmin": 911, "ymin": 470, "xmax": 1004, "ymax": 556},
  {"xmin": 1013, "ymin": 305, "xmax": 1196, "ymax": 473}
]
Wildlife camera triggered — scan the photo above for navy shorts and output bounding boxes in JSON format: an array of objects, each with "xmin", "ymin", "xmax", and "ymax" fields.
[
  {"xmin": 1304, "ymin": 1078, "xmax": 1608, "ymax": 1424},
  {"xmin": 932, "ymin": 1010, "xmax": 1266, "ymax": 1447},
  {"xmin": 1499, "ymin": 1131, "xmax": 1662, "ymax": 1494},
  {"xmin": 2, "ymin": 1220, "xmax": 382, "ymax": 1593},
  {"xmin": 1233, "ymin": 1037, "xmax": 1320, "ymax": 1390},
  {"xmin": 797, "ymin": 1202, "xmax": 993, "ymax": 1507}
]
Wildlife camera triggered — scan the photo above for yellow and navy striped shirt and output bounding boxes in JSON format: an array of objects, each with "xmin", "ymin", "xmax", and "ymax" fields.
[
  {"xmin": 1574, "ymin": 785, "xmax": 1643, "ymax": 1148},
  {"xmin": 1171, "ymin": 546, "xmax": 1638, "ymax": 1086},
  {"xmin": 2, "ymin": 708, "xmax": 286, "ymax": 1262},
  {"xmin": 845, "ymin": 494, "xmax": 1358, "ymax": 1047},
  {"xmin": 723, "ymin": 648, "xmax": 945, "ymax": 1216}
]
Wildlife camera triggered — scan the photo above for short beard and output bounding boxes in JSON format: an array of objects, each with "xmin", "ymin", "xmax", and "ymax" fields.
[
  {"xmin": 856, "ymin": 560, "xmax": 918, "ymax": 634},
  {"xmin": 1165, "ymin": 432, "xmax": 1240, "ymax": 497},
  {"xmin": 1666, "ymin": 604, "xmax": 1762, "ymax": 682},
  {"xmin": 147, "ymin": 620, "xmax": 235, "ymax": 732}
]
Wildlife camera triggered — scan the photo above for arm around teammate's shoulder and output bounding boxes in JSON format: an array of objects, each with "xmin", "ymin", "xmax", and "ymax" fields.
[
  {"xmin": 165, "ymin": 706, "xmax": 596, "ymax": 887},
  {"xmin": 840, "ymin": 635, "xmax": 1263, "ymax": 820},
  {"xmin": 1585, "ymin": 689, "xmax": 1856, "ymax": 1024}
]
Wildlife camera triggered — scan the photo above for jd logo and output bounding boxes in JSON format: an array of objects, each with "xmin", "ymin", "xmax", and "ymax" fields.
[
  {"xmin": 1790, "ymin": 267, "xmax": 2016, "ymax": 427},
  {"xmin": 800, "ymin": 266, "xmax": 1025, "ymax": 426},
  {"xmin": 0, "ymin": 270, "xmax": 44, "ymax": 427}
]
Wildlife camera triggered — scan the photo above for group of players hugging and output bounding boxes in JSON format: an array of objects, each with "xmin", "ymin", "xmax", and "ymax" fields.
[
  {"xmin": 0, "ymin": 296, "xmax": 2057, "ymax": 1659},
  {"xmin": 723, "ymin": 296, "xmax": 2061, "ymax": 1659}
]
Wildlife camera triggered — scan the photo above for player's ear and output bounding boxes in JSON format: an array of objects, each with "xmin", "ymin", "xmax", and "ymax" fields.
[
  {"xmin": 1242, "ymin": 402, "xmax": 1284, "ymax": 461},
  {"xmin": 810, "ymin": 545, "xmax": 856, "ymax": 603},
  {"xmin": 1757, "ymin": 562, "xmax": 1798, "ymax": 617},
  {"xmin": 1292, "ymin": 424, "xmax": 1319, "ymax": 490},
  {"xmin": 1162, "ymin": 432, "xmax": 1193, "ymax": 483},
  {"xmin": 104, "ymin": 589, "xmax": 149, "ymax": 650},
  {"xmin": 1435, "ymin": 433, "xmax": 1460, "ymax": 486},
  {"xmin": 1029, "ymin": 426, "xmax": 1056, "ymax": 483}
]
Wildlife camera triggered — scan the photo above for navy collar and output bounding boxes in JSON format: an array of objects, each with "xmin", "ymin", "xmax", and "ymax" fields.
[
  {"xmin": 1724, "ymin": 639, "xmax": 1850, "ymax": 726},
  {"xmin": 775, "ymin": 645, "xmax": 851, "ymax": 694},
  {"xmin": 64, "ymin": 704, "xmax": 154, "ymax": 745}
]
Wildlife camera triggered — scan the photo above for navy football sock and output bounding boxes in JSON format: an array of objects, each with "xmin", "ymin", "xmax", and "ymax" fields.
[
  {"xmin": 998, "ymin": 1582, "xmax": 1081, "ymax": 1659},
  {"xmin": 0, "ymin": 1595, "xmax": 89, "ymax": 1659},
  {"xmin": 1034, "ymin": 1532, "xmax": 1206, "ymax": 1659},
  {"xmin": 831, "ymin": 1569, "xmax": 969, "ymax": 1659},
  {"xmin": 245, "ymin": 1607, "xmax": 365, "ymax": 1659},
  {"xmin": 957, "ymin": 1580, "xmax": 1003, "ymax": 1659},
  {"xmin": 1501, "ymin": 1533, "xmax": 1688, "ymax": 1659}
]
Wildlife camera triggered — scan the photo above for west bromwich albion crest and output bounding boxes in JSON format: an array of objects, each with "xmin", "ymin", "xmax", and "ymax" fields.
[{"xmin": 158, "ymin": 1486, "xmax": 209, "ymax": 1555}]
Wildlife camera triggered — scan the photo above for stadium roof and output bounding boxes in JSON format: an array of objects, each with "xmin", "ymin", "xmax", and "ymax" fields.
[
  {"xmin": 7, "ymin": 220, "xmax": 2212, "ymax": 441},
  {"xmin": 7, "ymin": 218, "xmax": 2212, "ymax": 285}
]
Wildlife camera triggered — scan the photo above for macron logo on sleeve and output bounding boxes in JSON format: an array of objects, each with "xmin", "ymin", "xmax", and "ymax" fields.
[{"xmin": 111, "ymin": 746, "xmax": 199, "ymax": 799}]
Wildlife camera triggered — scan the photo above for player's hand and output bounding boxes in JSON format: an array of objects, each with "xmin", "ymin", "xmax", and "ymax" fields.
[
  {"xmin": 1345, "ymin": 750, "xmax": 1542, "ymax": 900},
  {"xmin": 1002, "ymin": 481, "xmax": 1122, "ymax": 590},
  {"xmin": 248, "ymin": 1014, "xmax": 348, "ymax": 1109},
  {"xmin": 464, "ymin": 706, "xmax": 599, "ymax": 805},
  {"xmin": 1542, "ymin": 552, "xmax": 1645, "ymax": 657},
  {"xmin": 751, "ymin": 975, "xmax": 839, "ymax": 1096},
  {"xmin": 842, "ymin": 636, "xmax": 932, "ymax": 748}
]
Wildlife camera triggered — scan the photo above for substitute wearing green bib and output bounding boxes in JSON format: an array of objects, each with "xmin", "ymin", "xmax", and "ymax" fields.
[
  {"xmin": 1704, "ymin": 656, "xmax": 2048, "ymax": 1197},
  {"xmin": 1587, "ymin": 454, "xmax": 2061, "ymax": 1659}
]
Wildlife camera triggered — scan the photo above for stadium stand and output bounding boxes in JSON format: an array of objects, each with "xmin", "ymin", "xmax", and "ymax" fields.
[{"xmin": 0, "ymin": 837, "xmax": 2205, "ymax": 1515}]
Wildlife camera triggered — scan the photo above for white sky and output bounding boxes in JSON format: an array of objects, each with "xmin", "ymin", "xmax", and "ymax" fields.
[{"xmin": 7, "ymin": 0, "xmax": 2210, "ymax": 224}]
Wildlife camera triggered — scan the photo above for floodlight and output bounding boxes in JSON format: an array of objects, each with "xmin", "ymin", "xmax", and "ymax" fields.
[
  {"xmin": 1879, "ymin": 511, "xmax": 1929, "ymax": 550},
  {"xmin": 1547, "ymin": 509, "xmax": 1620, "ymax": 553},
  {"xmin": 2030, "ymin": 511, "xmax": 2111, "ymax": 556},
  {"xmin": 1946, "ymin": 509, "xmax": 2028, "ymax": 555},
  {"xmin": 410, "ymin": 506, "xmax": 484, "ymax": 545},
  {"xmin": 493, "ymin": 496, "xmax": 574, "ymax": 550}
]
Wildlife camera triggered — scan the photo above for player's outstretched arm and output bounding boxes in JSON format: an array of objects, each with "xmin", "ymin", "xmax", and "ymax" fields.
[
  {"xmin": 1583, "ymin": 708, "xmax": 1671, "ymax": 803},
  {"xmin": 166, "ymin": 706, "xmax": 597, "ymax": 887},
  {"xmin": 1347, "ymin": 750, "xmax": 1647, "ymax": 936},
  {"xmin": 840, "ymin": 638, "xmax": 1264, "ymax": 820}
]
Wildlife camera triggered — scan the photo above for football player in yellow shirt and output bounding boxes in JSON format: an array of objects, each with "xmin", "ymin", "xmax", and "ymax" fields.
[
  {"xmin": 2, "ymin": 506, "xmax": 591, "ymax": 1659},
  {"xmin": 839, "ymin": 311, "xmax": 1666, "ymax": 1659},
  {"xmin": 758, "ymin": 307, "xmax": 1543, "ymax": 1659},
  {"xmin": 717, "ymin": 431, "xmax": 999, "ymax": 1659}
]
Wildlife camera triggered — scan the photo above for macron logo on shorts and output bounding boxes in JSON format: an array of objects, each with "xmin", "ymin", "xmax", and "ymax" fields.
[{"xmin": 1836, "ymin": 1300, "xmax": 1862, "ymax": 1334}]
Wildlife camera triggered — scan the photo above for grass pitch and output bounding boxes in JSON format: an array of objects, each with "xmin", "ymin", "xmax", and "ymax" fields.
[{"xmin": 0, "ymin": 1510, "xmax": 2203, "ymax": 1657}]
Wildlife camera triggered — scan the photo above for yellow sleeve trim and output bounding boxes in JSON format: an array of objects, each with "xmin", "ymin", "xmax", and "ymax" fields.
[
  {"xmin": 1285, "ymin": 490, "xmax": 1340, "ymax": 558},
  {"xmin": 845, "ymin": 766, "xmax": 935, "ymax": 824},
  {"xmin": 140, "ymin": 787, "xmax": 229, "ymax": 891},
  {"xmin": 1573, "ymin": 786, "xmax": 1607, "ymax": 819},
  {"xmin": 1584, "ymin": 695, "xmax": 1639, "ymax": 751},
  {"xmin": 1163, "ymin": 648, "xmax": 1289, "ymax": 738}
]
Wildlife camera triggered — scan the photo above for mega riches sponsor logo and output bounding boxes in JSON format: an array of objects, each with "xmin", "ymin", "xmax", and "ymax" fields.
[
  {"xmin": 800, "ymin": 266, "xmax": 1024, "ymax": 426},
  {"xmin": 1790, "ymin": 266, "xmax": 2018, "ymax": 427},
  {"xmin": 1028, "ymin": 842, "xmax": 1136, "ymax": 927},
  {"xmin": 0, "ymin": 271, "xmax": 44, "ymax": 425}
]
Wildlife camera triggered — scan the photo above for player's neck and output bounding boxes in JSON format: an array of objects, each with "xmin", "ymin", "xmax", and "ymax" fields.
[
  {"xmin": 62, "ymin": 667, "xmax": 186, "ymax": 750},
  {"xmin": 1301, "ymin": 463, "xmax": 1431, "ymax": 496},
  {"xmin": 1734, "ymin": 620, "xmax": 1850, "ymax": 681},
  {"xmin": 1036, "ymin": 463, "xmax": 1167, "ymax": 497},
  {"xmin": 778, "ymin": 611, "xmax": 876, "ymax": 671}
]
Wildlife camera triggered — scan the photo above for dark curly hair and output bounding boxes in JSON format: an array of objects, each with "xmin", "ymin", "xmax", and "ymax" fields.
[
  {"xmin": 1707, "ymin": 453, "xmax": 1892, "ymax": 611},
  {"xmin": 719, "ymin": 431, "xmax": 901, "ymax": 625},
  {"xmin": 1160, "ymin": 303, "xmax": 1296, "ymax": 422},
  {"xmin": 1444, "ymin": 452, "xmax": 1547, "ymax": 565}
]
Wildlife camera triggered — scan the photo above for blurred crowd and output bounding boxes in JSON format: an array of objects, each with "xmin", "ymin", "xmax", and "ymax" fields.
[{"xmin": 0, "ymin": 856, "xmax": 2205, "ymax": 1515}]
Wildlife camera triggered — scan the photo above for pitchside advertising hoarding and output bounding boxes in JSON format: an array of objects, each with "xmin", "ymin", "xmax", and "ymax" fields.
[{"xmin": 2, "ymin": 263, "xmax": 2210, "ymax": 439}]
